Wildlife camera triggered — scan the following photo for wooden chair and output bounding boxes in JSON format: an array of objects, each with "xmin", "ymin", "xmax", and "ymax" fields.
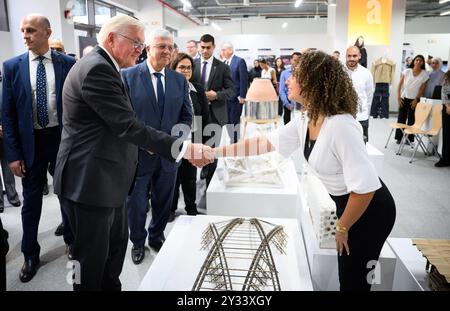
[
  {"xmin": 384, "ymin": 102, "xmax": 432, "ymax": 150},
  {"xmin": 402, "ymin": 104, "xmax": 442, "ymax": 163}
]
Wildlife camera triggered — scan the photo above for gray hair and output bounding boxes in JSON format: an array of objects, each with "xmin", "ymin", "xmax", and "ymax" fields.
[
  {"xmin": 98, "ymin": 15, "xmax": 145, "ymax": 46},
  {"xmin": 145, "ymin": 28, "xmax": 173, "ymax": 45},
  {"xmin": 432, "ymin": 57, "xmax": 442, "ymax": 69},
  {"xmin": 221, "ymin": 42, "xmax": 234, "ymax": 51}
]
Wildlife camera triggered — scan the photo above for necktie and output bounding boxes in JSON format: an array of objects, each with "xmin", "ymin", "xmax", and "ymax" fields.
[
  {"xmin": 200, "ymin": 61, "xmax": 208, "ymax": 88},
  {"xmin": 224, "ymin": 60, "xmax": 229, "ymax": 65},
  {"xmin": 153, "ymin": 72, "xmax": 165, "ymax": 119},
  {"xmin": 36, "ymin": 56, "xmax": 49, "ymax": 128}
]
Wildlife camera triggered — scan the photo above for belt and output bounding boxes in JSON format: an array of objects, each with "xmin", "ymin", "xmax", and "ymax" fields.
[{"xmin": 34, "ymin": 126, "xmax": 59, "ymax": 135}]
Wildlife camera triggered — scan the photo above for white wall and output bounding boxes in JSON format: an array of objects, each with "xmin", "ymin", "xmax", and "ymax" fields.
[
  {"xmin": 135, "ymin": 0, "xmax": 164, "ymax": 32},
  {"xmin": 405, "ymin": 16, "xmax": 450, "ymax": 34},
  {"xmin": 0, "ymin": 31, "xmax": 13, "ymax": 64},
  {"xmin": 105, "ymin": 0, "xmax": 139, "ymax": 12}
]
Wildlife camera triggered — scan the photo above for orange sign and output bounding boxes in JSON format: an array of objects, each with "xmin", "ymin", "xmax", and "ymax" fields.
[{"xmin": 348, "ymin": 0, "xmax": 393, "ymax": 45}]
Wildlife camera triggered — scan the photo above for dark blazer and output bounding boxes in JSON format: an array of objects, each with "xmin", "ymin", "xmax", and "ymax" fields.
[
  {"xmin": 229, "ymin": 55, "xmax": 248, "ymax": 100},
  {"xmin": 193, "ymin": 57, "xmax": 236, "ymax": 126},
  {"xmin": 121, "ymin": 62, "xmax": 192, "ymax": 172},
  {"xmin": 190, "ymin": 82, "xmax": 210, "ymax": 144},
  {"xmin": 1, "ymin": 51, "xmax": 76, "ymax": 167},
  {"xmin": 53, "ymin": 46, "xmax": 180, "ymax": 208}
]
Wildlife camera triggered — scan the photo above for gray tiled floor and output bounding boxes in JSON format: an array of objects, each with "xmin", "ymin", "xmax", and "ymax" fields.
[{"xmin": 1, "ymin": 117, "xmax": 449, "ymax": 290}]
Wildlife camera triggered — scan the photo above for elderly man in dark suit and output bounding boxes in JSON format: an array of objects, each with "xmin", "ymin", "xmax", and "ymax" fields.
[
  {"xmin": 221, "ymin": 42, "xmax": 248, "ymax": 143},
  {"xmin": 193, "ymin": 34, "xmax": 236, "ymax": 187},
  {"xmin": 2, "ymin": 14, "xmax": 76, "ymax": 283},
  {"xmin": 54, "ymin": 15, "xmax": 212, "ymax": 291},
  {"xmin": 122, "ymin": 29, "xmax": 192, "ymax": 264}
]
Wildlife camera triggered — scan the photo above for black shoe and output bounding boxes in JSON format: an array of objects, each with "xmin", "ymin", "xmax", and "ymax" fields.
[
  {"xmin": 66, "ymin": 244, "xmax": 74, "ymax": 260},
  {"xmin": 186, "ymin": 208, "xmax": 198, "ymax": 216},
  {"xmin": 148, "ymin": 239, "xmax": 165, "ymax": 252},
  {"xmin": 43, "ymin": 184, "xmax": 49, "ymax": 195},
  {"xmin": 131, "ymin": 245, "xmax": 145, "ymax": 264},
  {"xmin": 19, "ymin": 258, "xmax": 40, "ymax": 283},
  {"xmin": 396, "ymin": 139, "xmax": 401, "ymax": 144},
  {"xmin": 435, "ymin": 160, "xmax": 450, "ymax": 167},
  {"xmin": 9, "ymin": 198, "xmax": 21, "ymax": 207},
  {"xmin": 54, "ymin": 222, "xmax": 64, "ymax": 236},
  {"xmin": 168, "ymin": 211, "xmax": 176, "ymax": 223},
  {"xmin": 0, "ymin": 205, "xmax": 3, "ymax": 213}
]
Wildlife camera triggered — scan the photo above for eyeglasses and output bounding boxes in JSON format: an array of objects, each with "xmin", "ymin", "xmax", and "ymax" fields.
[
  {"xmin": 177, "ymin": 65, "xmax": 192, "ymax": 72},
  {"xmin": 117, "ymin": 33, "xmax": 145, "ymax": 50},
  {"xmin": 153, "ymin": 44, "xmax": 174, "ymax": 52}
]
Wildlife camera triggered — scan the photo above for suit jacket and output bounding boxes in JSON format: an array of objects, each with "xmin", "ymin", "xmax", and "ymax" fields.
[
  {"xmin": 53, "ymin": 46, "xmax": 180, "ymax": 208},
  {"xmin": 193, "ymin": 57, "xmax": 235, "ymax": 126},
  {"xmin": 1, "ymin": 51, "xmax": 76, "ymax": 167},
  {"xmin": 190, "ymin": 82, "xmax": 210, "ymax": 144},
  {"xmin": 228, "ymin": 55, "xmax": 248, "ymax": 103},
  {"xmin": 121, "ymin": 62, "xmax": 192, "ymax": 172}
]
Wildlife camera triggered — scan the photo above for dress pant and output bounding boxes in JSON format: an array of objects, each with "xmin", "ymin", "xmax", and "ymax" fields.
[
  {"xmin": 0, "ymin": 140, "xmax": 20, "ymax": 207},
  {"xmin": 203, "ymin": 107, "xmax": 223, "ymax": 188},
  {"xmin": 61, "ymin": 197, "xmax": 128, "ymax": 291},
  {"xmin": 441, "ymin": 105, "xmax": 450, "ymax": 163},
  {"xmin": 395, "ymin": 97, "xmax": 415, "ymax": 142},
  {"xmin": 283, "ymin": 106, "xmax": 292, "ymax": 125},
  {"xmin": 227, "ymin": 98, "xmax": 243, "ymax": 143},
  {"xmin": 359, "ymin": 119, "xmax": 369, "ymax": 143},
  {"xmin": 331, "ymin": 179, "xmax": 396, "ymax": 291},
  {"xmin": 127, "ymin": 155, "xmax": 177, "ymax": 246},
  {"xmin": 171, "ymin": 158, "xmax": 197, "ymax": 214},
  {"xmin": 371, "ymin": 83, "xmax": 390, "ymax": 118},
  {"xmin": 21, "ymin": 127, "xmax": 65, "ymax": 260},
  {"xmin": 0, "ymin": 217, "xmax": 8, "ymax": 291}
]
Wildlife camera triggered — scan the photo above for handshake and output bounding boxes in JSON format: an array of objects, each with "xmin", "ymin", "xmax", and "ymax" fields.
[{"xmin": 183, "ymin": 143, "xmax": 216, "ymax": 168}]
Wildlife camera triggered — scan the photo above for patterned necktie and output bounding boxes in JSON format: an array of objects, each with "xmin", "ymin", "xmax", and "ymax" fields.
[
  {"xmin": 224, "ymin": 59, "xmax": 229, "ymax": 65},
  {"xmin": 36, "ymin": 56, "xmax": 49, "ymax": 128},
  {"xmin": 153, "ymin": 72, "xmax": 165, "ymax": 119},
  {"xmin": 200, "ymin": 61, "xmax": 208, "ymax": 88}
]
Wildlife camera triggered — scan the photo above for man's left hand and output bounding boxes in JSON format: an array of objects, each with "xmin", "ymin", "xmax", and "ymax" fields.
[{"xmin": 206, "ymin": 90, "xmax": 217, "ymax": 101}]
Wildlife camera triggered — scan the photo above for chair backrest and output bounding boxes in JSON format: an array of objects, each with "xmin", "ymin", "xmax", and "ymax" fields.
[
  {"xmin": 410, "ymin": 102, "xmax": 432, "ymax": 129},
  {"xmin": 427, "ymin": 104, "xmax": 442, "ymax": 135}
]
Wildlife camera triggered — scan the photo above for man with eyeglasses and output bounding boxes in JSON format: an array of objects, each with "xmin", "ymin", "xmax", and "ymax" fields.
[
  {"xmin": 121, "ymin": 29, "xmax": 192, "ymax": 264},
  {"xmin": 54, "ymin": 16, "xmax": 212, "ymax": 291},
  {"xmin": 192, "ymin": 34, "xmax": 236, "ymax": 188}
]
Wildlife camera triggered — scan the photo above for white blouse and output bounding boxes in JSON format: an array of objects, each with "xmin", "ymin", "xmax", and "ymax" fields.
[
  {"xmin": 267, "ymin": 113, "xmax": 381, "ymax": 196},
  {"xmin": 401, "ymin": 69, "xmax": 429, "ymax": 99}
]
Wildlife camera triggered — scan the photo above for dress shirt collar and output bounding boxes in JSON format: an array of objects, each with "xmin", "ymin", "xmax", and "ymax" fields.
[
  {"xmin": 29, "ymin": 49, "xmax": 52, "ymax": 61},
  {"xmin": 200, "ymin": 56, "xmax": 213, "ymax": 66},
  {"xmin": 146, "ymin": 61, "xmax": 166, "ymax": 77},
  {"xmin": 188, "ymin": 81, "xmax": 197, "ymax": 93},
  {"xmin": 225, "ymin": 54, "xmax": 234, "ymax": 65},
  {"xmin": 98, "ymin": 45, "xmax": 120, "ymax": 72}
]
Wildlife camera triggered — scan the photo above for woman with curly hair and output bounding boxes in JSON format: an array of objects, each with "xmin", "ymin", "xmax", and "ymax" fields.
[{"xmin": 212, "ymin": 51, "xmax": 396, "ymax": 291}]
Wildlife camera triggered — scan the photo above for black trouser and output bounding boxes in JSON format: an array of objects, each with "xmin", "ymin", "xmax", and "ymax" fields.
[
  {"xmin": 395, "ymin": 97, "xmax": 415, "ymax": 142},
  {"xmin": 371, "ymin": 83, "xmax": 390, "ymax": 118},
  {"xmin": 61, "ymin": 198, "xmax": 128, "ymax": 291},
  {"xmin": 330, "ymin": 179, "xmax": 396, "ymax": 291},
  {"xmin": 278, "ymin": 98, "xmax": 283, "ymax": 116},
  {"xmin": 283, "ymin": 106, "xmax": 292, "ymax": 125},
  {"xmin": 442, "ymin": 105, "xmax": 450, "ymax": 163},
  {"xmin": 0, "ymin": 217, "xmax": 8, "ymax": 291},
  {"xmin": 172, "ymin": 159, "xmax": 197, "ymax": 214},
  {"xmin": 203, "ymin": 108, "xmax": 222, "ymax": 188},
  {"xmin": 359, "ymin": 119, "xmax": 369, "ymax": 143}
]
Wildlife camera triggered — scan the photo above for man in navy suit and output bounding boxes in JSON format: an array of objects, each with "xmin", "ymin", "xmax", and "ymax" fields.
[
  {"xmin": 122, "ymin": 29, "xmax": 192, "ymax": 264},
  {"xmin": 1, "ymin": 14, "xmax": 76, "ymax": 282},
  {"xmin": 221, "ymin": 43, "xmax": 248, "ymax": 143}
]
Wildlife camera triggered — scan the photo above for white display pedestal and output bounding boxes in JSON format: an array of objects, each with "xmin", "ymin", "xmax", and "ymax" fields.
[
  {"xmin": 387, "ymin": 237, "xmax": 430, "ymax": 291},
  {"xmin": 206, "ymin": 158, "xmax": 300, "ymax": 219},
  {"xmin": 298, "ymin": 175, "xmax": 396, "ymax": 291},
  {"xmin": 139, "ymin": 215, "xmax": 313, "ymax": 291}
]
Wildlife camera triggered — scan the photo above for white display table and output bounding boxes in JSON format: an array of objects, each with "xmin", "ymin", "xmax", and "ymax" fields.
[
  {"xmin": 387, "ymin": 237, "xmax": 430, "ymax": 291},
  {"xmin": 139, "ymin": 215, "xmax": 313, "ymax": 291},
  {"xmin": 206, "ymin": 158, "xmax": 300, "ymax": 218}
]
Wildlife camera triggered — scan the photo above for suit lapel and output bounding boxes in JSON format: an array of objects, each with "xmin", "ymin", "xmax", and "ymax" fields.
[
  {"xmin": 51, "ymin": 51, "xmax": 63, "ymax": 109},
  {"xmin": 19, "ymin": 53, "xmax": 32, "ymax": 110},
  {"xmin": 139, "ymin": 62, "xmax": 160, "ymax": 118}
]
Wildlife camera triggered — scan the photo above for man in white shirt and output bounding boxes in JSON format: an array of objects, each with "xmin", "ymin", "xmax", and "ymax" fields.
[{"xmin": 344, "ymin": 46, "xmax": 374, "ymax": 142}]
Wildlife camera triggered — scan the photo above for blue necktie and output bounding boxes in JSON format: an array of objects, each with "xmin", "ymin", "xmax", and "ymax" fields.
[
  {"xmin": 153, "ymin": 72, "xmax": 165, "ymax": 119},
  {"xmin": 200, "ymin": 61, "xmax": 208, "ymax": 88},
  {"xmin": 36, "ymin": 56, "xmax": 49, "ymax": 128}
]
